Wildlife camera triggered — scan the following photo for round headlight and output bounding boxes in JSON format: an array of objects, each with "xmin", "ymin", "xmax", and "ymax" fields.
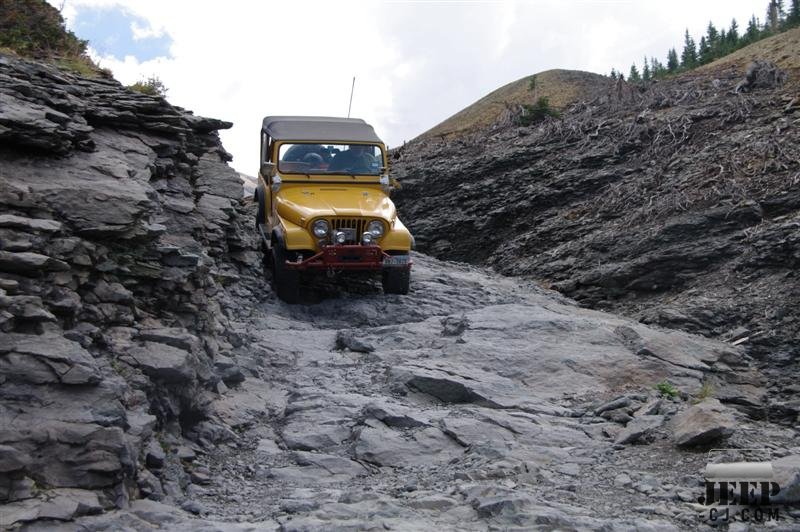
[
  {"xmin": 312, "ymin": 220, "xmax": 329, "ymax": 238},
  {"xmin": 362, "ymin": 232, "xmax": 374, "ymax": 245},
  {"xmin": 334, "ymin": 230, "xmax": 347, "ymax": 244},
  {"xmin": 367, "ymin": 220, "xmax": 385, "ymax": 238}
]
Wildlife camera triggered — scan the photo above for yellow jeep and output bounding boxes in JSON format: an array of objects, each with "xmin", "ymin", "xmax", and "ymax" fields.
[{"xmin": 255, "ymin": 116, "xmax": 413, "ymax": 303}]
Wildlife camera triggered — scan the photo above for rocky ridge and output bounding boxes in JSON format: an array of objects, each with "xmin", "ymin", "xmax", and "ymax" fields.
[
  {"xmin": 0, "ymin": 53, "xmax": 263, "ymax": 524},
  {"xmin": 392, "ymin": 59, "xmax": 800, "ymax": 422}
]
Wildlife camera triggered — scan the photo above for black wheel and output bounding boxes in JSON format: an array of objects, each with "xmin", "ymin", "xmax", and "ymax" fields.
[
  {"xmin": 272, "ymin": 243, "xmax": 300, "ymax": 303},
  {"xmin": 382, "ymin": 268, "xmax": 410, "ymax": 295},
  {"xmin": 261, "ymin": 241, "xmax": 272, "ymax": 278},
  {"xmin": 255, "ymin": 192, "xmax": 265, "ymax": 230}
]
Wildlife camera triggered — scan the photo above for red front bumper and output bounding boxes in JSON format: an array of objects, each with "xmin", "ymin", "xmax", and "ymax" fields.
[{"xmin": 285, "ymin": 245, "xmax": 411, "ymax": 272}]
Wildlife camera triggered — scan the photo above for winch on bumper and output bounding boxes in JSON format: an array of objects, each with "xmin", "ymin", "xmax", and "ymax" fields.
[{"xmin": 284, "ymin": 245, "xmax": 411, "ymax": 272}]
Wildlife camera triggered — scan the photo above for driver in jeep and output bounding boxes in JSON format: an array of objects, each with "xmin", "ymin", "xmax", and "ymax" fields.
[{"xmin": 328, "ymin": 144, "xmax": 375, "ymax": 173}]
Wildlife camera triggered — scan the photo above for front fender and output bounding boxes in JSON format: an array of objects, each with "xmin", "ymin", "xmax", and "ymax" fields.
[
  {"xmin": 382, "ymin": 217, "xmax": 414, "ymax": 252},
  {"xmin": 279, "ymin": 216, "xmax": 316, "ymax": 251}
]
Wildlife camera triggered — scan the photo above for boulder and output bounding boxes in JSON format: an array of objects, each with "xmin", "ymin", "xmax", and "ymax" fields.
[
  {"xmin": 352, "ymin": 421, "xmax": 463, "ymax": 468},
  {"xmin": 0, "ymin": 251, "xmax": 69, "ymax": 275},
  {"xmin": 0, "ymin": 214, "xmax": 62, "ymax": 233},
  {"xmin": 335, "ymin": 330, "xmax": 375, "ymax": 353},
  {"xmin": 0, "ymin": 418, "xmax": 131, "ymax": 489},
  {"xmin": 0, "ymin": 445, "xmax": 30, "ymax": 473},
  {"xmin": 615, "ymin": 415, "xmax": 665, "ymax": 445},
  {"xmin": 672, "ymin": 399, "xmax": 736, "ymax": 447},
  {"xmin": 93, "ymin": 280, "xmax": 133, "ymax": 304},
  {"xmin": 2, "ymin": 295, "xmax": 57, "ymax": 322},
  {"xmin": 137, "ymin": 328, "xmax": 201, "ymax": 353},
  {"xmin": 0, "ymin": 332, "xmax": 100, "ymax": 385},
  {"xmin": 36, "ymin": 488, "xmax": 103, "ymax": 520},
  {"xmin": 127, "ymin": 342, "xmax": 197, "ymax": 383}
]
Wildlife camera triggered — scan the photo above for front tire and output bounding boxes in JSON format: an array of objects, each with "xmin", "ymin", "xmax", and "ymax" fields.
[
  {"xmin": 382, "ymin": 268, "xmax": 410, "ymax": 295},
  {"xmin": 254, "ymin": 191, "xmax": 265, "ymax": 230},
  {"xmin": 272, "ymin": 243, "xmax": 300, "ymax": 304}
]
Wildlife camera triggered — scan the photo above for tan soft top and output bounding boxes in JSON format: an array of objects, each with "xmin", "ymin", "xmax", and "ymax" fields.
[{"xmin": 262, "ymin": 116, "xmax": 383, "ymax": 144}]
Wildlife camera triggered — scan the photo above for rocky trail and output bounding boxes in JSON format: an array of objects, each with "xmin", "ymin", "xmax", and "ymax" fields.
[{"xmin": 28, "ymin": 254, "xmax": 797, "ymax": 531}]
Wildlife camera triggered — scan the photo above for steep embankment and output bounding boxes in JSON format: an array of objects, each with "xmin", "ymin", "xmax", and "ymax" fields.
[
  {"xmin": 393, "ymin": 34, "xmax": 800, "ymax": 419},
  {"xmin": 0, "ymin": 53, "xmax": 262, "ymax": 521},
  {"xmin": 418, "ymin": 69, "xmax": 612, "ymax": 141}
]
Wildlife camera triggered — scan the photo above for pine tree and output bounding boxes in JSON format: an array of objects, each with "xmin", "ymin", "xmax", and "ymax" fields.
[
  {"xmin": 767, "ymin": 0, "xmax": 780, "ymax": 30},
  {"xmin": 610, "ymin": 68, "xmax": 618, "ymax": 80},
  {"xmin": 642, "ymin": 56, "xmax": 651, "ymax": 81},
  {"xmin": 728, "ymin": 18, "xmax": 739, "ymax": 45},
  {"xmin": 629, "ymin": 63, "xmax": 641, "ymax": 82},
  {"xmin": 788, "ymin": 0, "xmax": 800, "ymax": 25},
  {"xmin": 680, "ymin": 29, "xmax": 698, "ymax": 68},
  {"xmin": 706, "ymin": 21, "xmax": 719, "ymax": 47},
  {"xmin": 667, "ymin": 48, "xmax": 679, "ymax": 73},
  {"xmin": 650, "ymin": 57, "xmax": 665, "ymax": 78},
  {"xmin": 698, "ymin": 36, "xmax": 710, "ymax": 64},
  {"xmin": 745, "ymin": 15, "xmax": 761, "ymax": 42},
  {"xmin": 718, "ymin": 29, "xmax": 728, "ymax": 55}
]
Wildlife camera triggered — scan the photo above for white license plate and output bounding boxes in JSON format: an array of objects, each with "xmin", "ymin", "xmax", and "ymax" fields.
[{"xmin": 383, "ymin": 255, "xmax": 410, "ymax": 266}]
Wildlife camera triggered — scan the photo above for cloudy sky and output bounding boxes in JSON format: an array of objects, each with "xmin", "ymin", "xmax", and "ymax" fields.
[{"xmin": 52, "ymin": 0, "xmax": 763, "ymax": 174}]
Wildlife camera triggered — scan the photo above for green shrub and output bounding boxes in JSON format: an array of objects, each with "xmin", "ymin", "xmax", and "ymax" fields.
[
  {"xmin": 0, "ymin": 0, "xmax": 87, "ymax": 59},
  {"xmin": 128, "ymin": 76, "xmax": 168, "ymax": 97},
  {"xmin": 517, "ymin": 96, "xmax": 560, "ymax": 126},
  {"xmin": 655, "ymin": 380, "xmax": 679, "ymax": 399}
]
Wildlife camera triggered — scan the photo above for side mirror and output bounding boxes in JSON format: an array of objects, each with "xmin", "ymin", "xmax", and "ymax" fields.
[
  {"xmin": 380, "ymin": 174, "xmax": 394, "ymax": 195},
  {"xmin": 260, "ymin": 162, "xmax": 276, "ymax": 177}
]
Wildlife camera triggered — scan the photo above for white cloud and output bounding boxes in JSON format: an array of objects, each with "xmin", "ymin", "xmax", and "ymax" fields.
[
  {"xmin": 130, "ymin": 20, "xmax": 164, "ymax": 41},
  {"xmin": 52, "ymin": 0, "xmax": 763, "ymax": 174}
]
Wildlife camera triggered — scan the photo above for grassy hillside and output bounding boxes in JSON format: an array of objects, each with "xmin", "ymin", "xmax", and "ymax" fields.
[{"xmin": 418, "ymin": 69, "xmax": 612, "ymax": 141}]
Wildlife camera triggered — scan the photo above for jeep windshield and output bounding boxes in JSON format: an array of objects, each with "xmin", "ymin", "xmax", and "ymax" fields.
[{"xmin": 278, "ymin": 143, "xmax": 383, "ymax": 175}]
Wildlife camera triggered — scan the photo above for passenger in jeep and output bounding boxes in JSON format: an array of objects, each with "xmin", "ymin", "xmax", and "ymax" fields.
[{"xmin": 328, "ymin": 144, "xmax": 376, "ymax": 173}]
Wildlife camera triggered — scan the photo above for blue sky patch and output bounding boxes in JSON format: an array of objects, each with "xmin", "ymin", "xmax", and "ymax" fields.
[{"xmin": 71, "ymin": 6, "xmax": 172, "ymax": 61}]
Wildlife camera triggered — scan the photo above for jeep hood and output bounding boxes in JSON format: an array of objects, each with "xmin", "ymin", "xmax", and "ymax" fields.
[{"xmin": 275, "ymin": 185, "xmax": 397, "ymax": 227}]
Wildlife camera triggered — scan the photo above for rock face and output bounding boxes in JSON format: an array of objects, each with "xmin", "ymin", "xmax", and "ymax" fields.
[
  {"xmin": 0, "ymin": 52, "xmax": 261, "ymax": 522},
  {"xmin": 392, "ymin": 62, "xmax": 799, "ymax": 417}
]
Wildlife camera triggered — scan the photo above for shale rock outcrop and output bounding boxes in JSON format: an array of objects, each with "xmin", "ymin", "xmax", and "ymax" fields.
[
  {"xmin": 0, "ymin": 53, "xmax": 261, "ymax": 520},
  {"xmin": 393, "ymin": 60, "xmax": 800, "ymax": 420}
]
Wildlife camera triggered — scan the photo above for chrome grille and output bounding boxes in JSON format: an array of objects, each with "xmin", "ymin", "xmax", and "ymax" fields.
[{"xmin": 330, "ymin": 217, "xmax": 367, "ymax": 244}]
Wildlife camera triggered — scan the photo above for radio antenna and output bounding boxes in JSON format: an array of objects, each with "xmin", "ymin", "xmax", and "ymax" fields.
[{"xmin": 347, "ymin": 76, "xmax": 356, "ymax": 118}]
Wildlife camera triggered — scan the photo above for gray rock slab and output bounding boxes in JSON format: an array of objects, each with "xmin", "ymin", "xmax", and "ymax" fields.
[
  {"xmin": 352, "ymin": 421, "xmax": 463, "ymax": 468},
  {"xmin": 672, "ymin": 399, "xmax": 736, "ymax": 447},
  {"xmin": 615, "ymin": 414, "xmax": 665, "ymax": 445},
  {"xmin": 0, "ymin": 332, "xmax": 100, "ymax": 385},
  {"xmin": 128, "ymin": 342, "xmax": 197, "ymax": 383}
]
